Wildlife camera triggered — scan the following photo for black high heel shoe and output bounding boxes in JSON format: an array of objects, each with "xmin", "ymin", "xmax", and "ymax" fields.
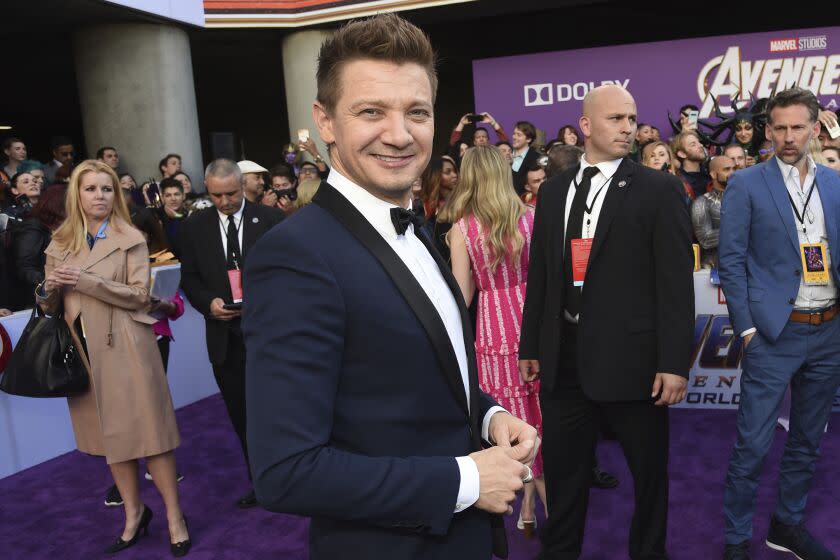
[
  {"xmin": 170, "ymin": 515, "xmax": 192, "ymax": 557},
  {"xmin": 104, "ymin": 505, "xmax": 153, "ymax": 554}
]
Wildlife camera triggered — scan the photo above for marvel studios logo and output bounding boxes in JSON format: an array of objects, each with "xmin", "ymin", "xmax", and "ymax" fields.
[{"xmin": 769, "ymin": 35, "xmax": 827, "ymax": 53}]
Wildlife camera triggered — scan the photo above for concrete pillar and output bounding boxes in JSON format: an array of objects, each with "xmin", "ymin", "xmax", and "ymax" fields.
[
  {"xmin": 73, "ymin": 24, "xmax": 204, "ymax": 190},
  {"xmin": 282, "ymin": 30, "xmax": 333, "ymax": 163}
]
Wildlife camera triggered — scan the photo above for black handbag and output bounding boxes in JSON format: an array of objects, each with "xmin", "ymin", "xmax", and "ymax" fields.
[{"xmin": 0, "ymin": 303, "xmax": 89, "ymax": 397}]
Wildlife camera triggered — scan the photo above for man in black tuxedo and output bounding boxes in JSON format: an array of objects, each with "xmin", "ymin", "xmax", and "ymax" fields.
[
  {"xmin": 179, "ymin": 158, "xmax": 283, "ymax": 507},
  {"xmin": 519, "ymin": 85, "xmax": 694, "ymax": 559},
  {"xmin": 243, "ymin": 14, "xmax": 540, "ymax": 560}
]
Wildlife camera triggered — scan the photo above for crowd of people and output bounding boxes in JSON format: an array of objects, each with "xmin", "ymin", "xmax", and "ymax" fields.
[{"xmin": 2, "ymin": 12, "xmax": 839, "ymax": 560}]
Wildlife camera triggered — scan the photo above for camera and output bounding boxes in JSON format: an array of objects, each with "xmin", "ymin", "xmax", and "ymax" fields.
[
  {"xmin": 467, "ymin": 114, "xmax": 483, "ymax": 124},
  {"xmin": 271, "ymin": 187, "xmax": 298, "ymax": 201}
]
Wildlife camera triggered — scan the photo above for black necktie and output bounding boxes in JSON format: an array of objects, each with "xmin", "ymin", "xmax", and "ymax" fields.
[
  {"xmin": 564, "ymin": 166, "xmax": 600, "ymax": 317},
  {"xmin": 226, "ymin": 214, "xmax": 241, "ymax": 269},
  {"xmin": 390, "ymin": 207, "xmax": 425, "ymax": 236}
]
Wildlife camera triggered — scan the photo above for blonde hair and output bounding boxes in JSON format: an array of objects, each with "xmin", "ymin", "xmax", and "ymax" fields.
[
  {"xmin": 52, "ymin": 160, "xmax": 132, "ymax": 255},
  {"xmin": 809, "ymin": 136, "xmax": 827, "ymax": 165},
  {"xmin": 292, "ymin": 178, "xmax": 321, "ymax": 212},
  {"xmin": 441, "ymin": 146, "xmax": 526, "ymax": 272},
  {"xmin": 642, "ymin": 141, "xmax": 679, "ymax": 175}
]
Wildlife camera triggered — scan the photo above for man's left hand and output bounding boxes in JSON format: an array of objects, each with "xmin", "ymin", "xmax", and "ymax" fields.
[
  {"xmin": 488, "ymin": 412, "xmax": 540, "ymax": 467},
  {"xmin": 651, "ymin": 372, "xmax": 687, "ymax": 406}
]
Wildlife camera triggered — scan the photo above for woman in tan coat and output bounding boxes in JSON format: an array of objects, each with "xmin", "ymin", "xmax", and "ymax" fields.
[{"xmin": 38, "ymin": 160, "xmax": 191, "ymax": 557}]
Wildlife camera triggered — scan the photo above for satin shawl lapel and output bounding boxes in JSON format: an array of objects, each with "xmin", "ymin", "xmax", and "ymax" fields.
[
  {"xmin": 587, "ymin": 158, "xmax": 633, "ymax": 267},
  {"xmin": 313, "ymin": 183, "xmax": 470, "ymax": 418},
  {"xmin": 761, "ymin": 160, "xmax": 801, "ymax": 257},
  {"xmin": 414, "ymin": 226, "xmax": 482, "ymax": 446}
]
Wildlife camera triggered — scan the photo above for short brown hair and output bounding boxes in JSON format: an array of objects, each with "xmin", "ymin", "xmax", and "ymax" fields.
[
  {"xmin": 316, "ymin": 13, "xmax": 437, "ymax": 114},
  {"xmin": 766, "ymin": 87, "xmax": 820, "ymax": 124},
  {"xmin": 515, "ymin": 121, "xmax": 537, "ymax": 143}
]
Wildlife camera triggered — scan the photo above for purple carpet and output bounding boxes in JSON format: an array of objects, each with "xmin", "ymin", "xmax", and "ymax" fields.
[{"xmin": 0, "ymin": 395, "xmax": 837, "ymax": 559}]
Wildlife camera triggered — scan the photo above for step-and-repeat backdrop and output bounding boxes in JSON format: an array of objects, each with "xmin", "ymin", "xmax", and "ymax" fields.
[{"xmin": 473, "ymin": 26, "xmax": 840, "ymax": 142}]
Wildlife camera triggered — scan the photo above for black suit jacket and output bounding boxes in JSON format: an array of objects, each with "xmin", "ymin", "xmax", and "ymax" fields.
[
  {"xmin": 512, "ymin": 147, "xmax": 541, "ymax": 195},
  {"xmin": 180, "ymin": 201, "xmax": 284, "ymax": 365},
  {"xmin": 519, "ymin": 158, "xmax": 694, "ymax": 400}
]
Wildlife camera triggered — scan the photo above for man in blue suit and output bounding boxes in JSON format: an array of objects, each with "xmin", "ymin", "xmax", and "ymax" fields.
[
  {"xmin": 719, "ymin": 87, "xmax": 840, "ymax": 560},
  {"xmin": 242, "ymin": 14, "xmax": 539, "ymax": 560}
]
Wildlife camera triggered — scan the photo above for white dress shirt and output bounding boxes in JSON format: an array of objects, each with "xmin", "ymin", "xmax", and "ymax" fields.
[
  {"xmin": 563, "ymin": 155, "xmax": 624, "ymax": 322},
  {"xmin": 217, "ymin": 199, "xmax": 246, "ymax": 262},
  {"xmin": 741, "ymin": 156, "xmax": 837, "ymax": 338},
  {"xmin": 328, "ymin": 169, "xmax": 506, "ymax": 513},
  {"xmin": 777, "ymin": 156, "xmax": 837, "ymax": 309}
]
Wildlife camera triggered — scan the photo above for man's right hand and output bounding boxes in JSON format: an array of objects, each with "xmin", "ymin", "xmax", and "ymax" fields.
[
  {"xmin": 469, "ymin": 441, "xmax": 533, "ymax": 514},
  {"xmin": 519, "ymin": 359, "xmax": 540, "ymax": 382},
  {"xmin": 210, "ymin": 297, "xmax": 241, "ymax": 321},
  {"xmin": 743, "ymin": 332, "xmax": 755, "ymax": 348}
]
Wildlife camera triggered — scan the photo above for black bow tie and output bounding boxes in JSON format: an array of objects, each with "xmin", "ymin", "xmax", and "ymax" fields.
[{"xmin": 390, "ymin": 207, "xmax": 424, "ymax": 236}]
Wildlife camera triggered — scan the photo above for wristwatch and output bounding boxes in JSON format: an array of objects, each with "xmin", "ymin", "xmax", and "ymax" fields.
[{"xmin": 314, "ymin": 154, "xmax": 324, "ymax": 163}]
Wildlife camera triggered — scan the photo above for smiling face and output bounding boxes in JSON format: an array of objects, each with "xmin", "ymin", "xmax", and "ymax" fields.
[
  {"xmin": 735, "ymin": 121, "xmax": 754, "ymax": 145},
  {"xmin": 312, "ymin": 59, "xmax": 433, "ymax": 205},
  {"xmin": 512, "ymin": 127, "xmax": 530, "ymax": 150},
  {"xmin": 78, "ymin": 171, "xmax": 115, "ymax": 223},
  {"xmin": 562, "ymin": 127, "xmax": 578, "ymax": 145}
]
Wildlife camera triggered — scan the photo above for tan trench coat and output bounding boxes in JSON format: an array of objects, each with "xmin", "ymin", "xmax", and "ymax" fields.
[{"xmin": 39, "ymin": 218, "xmax": 180, "ymax": 464}]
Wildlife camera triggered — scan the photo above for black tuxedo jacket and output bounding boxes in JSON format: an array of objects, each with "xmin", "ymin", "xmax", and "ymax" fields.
[
  {"xmin": 243, "ymin": 182, "xmax": 507, "ymax": 560},
  {"xmin": 179, "ymin": 201, "xmax": 284, "ymax": 365},
  {"xmin": 512, "ymin": 147, "xmax": 541, "ymax": 195},
  {"xmin": 519, "ymin": 158, "xmax": 695, "ymax": 400}
]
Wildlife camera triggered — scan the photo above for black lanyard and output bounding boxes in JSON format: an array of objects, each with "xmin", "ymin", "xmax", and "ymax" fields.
[
  {"xmin": 786, "ymin": 179, "xmax": 817, "ymax": 233},
  {"xmin": 573, "ymin": 169, "xmax": 618, "ymax": 216}
]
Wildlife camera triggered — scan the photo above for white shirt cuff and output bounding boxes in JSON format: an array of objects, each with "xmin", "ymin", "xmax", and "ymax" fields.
[
  {"xmin": 482, "ymin": 406, "xmax": 508, "ymax": 443},
  {"xmin": 740, "ymin": 327, "xmax": 756, "ymax": 337},
  {"xmin": 454, "ymin": 456, "xmax": 480, "ymax": 513}
]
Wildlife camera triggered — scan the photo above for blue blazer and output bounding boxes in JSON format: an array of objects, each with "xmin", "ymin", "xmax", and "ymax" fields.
[
  {"xmin": 719, "ymin": 159, "xmax": 840, "ymax": 342},
  {"xmin": 243, "ymin": 183, "xmax": 504, "ymax": 560}
]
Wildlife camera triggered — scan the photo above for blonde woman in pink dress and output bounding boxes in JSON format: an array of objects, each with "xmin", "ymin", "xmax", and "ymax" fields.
[{"xmin": 442, "ymin": 145, "xmax": 546, "ymax": 538}]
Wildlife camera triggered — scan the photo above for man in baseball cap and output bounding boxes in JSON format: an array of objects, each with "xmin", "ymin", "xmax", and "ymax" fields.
[{"xmin": 237, "ymin": 160, "xmax": 268, "ymax": 203}]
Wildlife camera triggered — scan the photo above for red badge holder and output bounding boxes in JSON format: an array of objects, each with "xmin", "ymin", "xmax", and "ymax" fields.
[{"xmin": 571, "ymin": 238, "xmax": 593, "ymax": 287}]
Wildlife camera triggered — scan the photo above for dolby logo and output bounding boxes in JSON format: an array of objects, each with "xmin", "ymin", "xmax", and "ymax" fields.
[
  {"xmin": 524, "ymin": 83, "xmax": 553, "ymax": 106},
  {"xmin": 523, "ymin": 79, "xmax": 631, "ymax": 107}
]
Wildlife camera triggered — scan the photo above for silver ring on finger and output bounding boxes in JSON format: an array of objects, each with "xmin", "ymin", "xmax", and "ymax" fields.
[{"xmin": 521, "ymin": 465, "xmax": 533, "ymax": 484}]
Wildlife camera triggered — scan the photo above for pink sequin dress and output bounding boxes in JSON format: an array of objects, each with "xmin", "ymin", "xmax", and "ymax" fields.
[{"xmin": 457, "ymin": 208, "xmax": 542, "ymax": 477}]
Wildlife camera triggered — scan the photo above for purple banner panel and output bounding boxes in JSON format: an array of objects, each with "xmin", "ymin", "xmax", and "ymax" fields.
[{"xmin": 473, "ymin": 26, "xmax": 840, "ymax": 142}]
